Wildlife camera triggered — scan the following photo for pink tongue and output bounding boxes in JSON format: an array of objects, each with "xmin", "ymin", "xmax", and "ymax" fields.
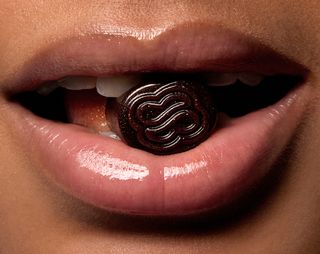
[{"xmin": 64, "ymin": 89, "xmax": 111, "ymax": 132}]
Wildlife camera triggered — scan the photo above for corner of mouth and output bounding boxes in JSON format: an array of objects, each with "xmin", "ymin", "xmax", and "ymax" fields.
[{"xmin": 3, "ymin": 22, "xmax": 312, "ymax": 216}]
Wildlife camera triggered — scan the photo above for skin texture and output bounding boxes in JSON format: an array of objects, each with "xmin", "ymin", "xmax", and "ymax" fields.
[{"xmin": 0, "ymin": 1, "xmax": 320, "ymax": 253}]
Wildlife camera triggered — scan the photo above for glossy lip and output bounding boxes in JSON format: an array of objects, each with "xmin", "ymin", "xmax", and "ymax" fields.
[
  {"xmin": 4, "ymin": 23, "xmax": 310, "ymax": 215},
  {"xmin": 3, "ymin": 23, "xmax": 306, "ymax": 94}
]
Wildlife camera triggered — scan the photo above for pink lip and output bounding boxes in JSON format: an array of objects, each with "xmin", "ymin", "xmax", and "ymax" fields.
[
  {"xmin": 3, "ymin": 23, "xmax": 306, "ymax": 94},
  {"xmin": 5, "ymin": 24, "xmax": 310, "ymax": 215}
]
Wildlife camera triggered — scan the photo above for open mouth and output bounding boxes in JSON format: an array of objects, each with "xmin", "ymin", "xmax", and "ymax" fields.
[
  {"xmin": 14, "ymin": 73, "xmax": 300, "ymax": 153},
  {"xmin": 5, "ymin": 24, "xmax": 309, "ymax": 215},
  {"xmin": 16, "ymin": 73, "xmax": 300, "ymax": 121}
]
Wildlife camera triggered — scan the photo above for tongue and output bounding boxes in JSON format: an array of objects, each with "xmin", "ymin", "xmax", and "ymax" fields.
[{"xmin": 64, "ymin": 89, "xmax": 111, "ymax": 133}]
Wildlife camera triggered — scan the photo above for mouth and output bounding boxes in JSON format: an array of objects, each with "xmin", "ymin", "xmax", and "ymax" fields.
[{"xmin": 4, "ymin": 24, "xmax": 310, "ymax": 216}]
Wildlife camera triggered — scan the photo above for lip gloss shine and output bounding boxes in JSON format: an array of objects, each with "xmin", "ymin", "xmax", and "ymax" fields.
[{"xmin": 5, "ymin": 23, "xmax": 310, "ymax": 215}]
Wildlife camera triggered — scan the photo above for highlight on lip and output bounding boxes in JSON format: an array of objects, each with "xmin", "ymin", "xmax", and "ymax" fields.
[
  {"xmin": 6, "ymin": 23, "xmax": 310, "ymax": 215},
  {"xmin": 77, "ymin": 149, "xmax": 149, "ymax": 181}
]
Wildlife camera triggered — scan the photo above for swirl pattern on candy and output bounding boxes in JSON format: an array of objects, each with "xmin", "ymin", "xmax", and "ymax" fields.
[{"xmin": 116, "ymin": 81, "xmax": 217, "ymax": 155}]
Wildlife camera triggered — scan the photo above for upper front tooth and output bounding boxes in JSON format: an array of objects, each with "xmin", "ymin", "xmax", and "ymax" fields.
[
  {"xmin": 207, "ymin": 73, "xmax": 264, "ymax": 86},
  {"xmin": 238, "ymin": 73, "xmax": 264, "ymax": 86},
  {"xmin": 58, "ymin": 77, "xmax": 97, "ymax": 90},
  {"xmin": 207, "ymin": 73, "xmax": 239, "ymax": 86},
  {"xmin": 96, "ymin": 75, "xmax": 140, "ymax": 98}
]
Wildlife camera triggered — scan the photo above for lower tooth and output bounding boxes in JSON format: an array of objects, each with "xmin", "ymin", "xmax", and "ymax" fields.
[{"xmin": 99, "ymin": 131, "xmax": 121, "ymax": 140}]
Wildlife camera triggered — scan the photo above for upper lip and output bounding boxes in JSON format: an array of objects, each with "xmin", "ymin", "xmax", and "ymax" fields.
[
  {"xmin": 3, "ymin": 23, "xmax": 311, "ymax": 216},
  {"xmin": 2, "ymin": 23, "xmax": 307, "ymax": 95}
]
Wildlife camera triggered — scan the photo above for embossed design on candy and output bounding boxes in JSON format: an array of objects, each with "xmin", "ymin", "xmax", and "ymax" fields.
[{"xmin": 118, "ymin": 81, "xmax": 217, "ymax": 155}]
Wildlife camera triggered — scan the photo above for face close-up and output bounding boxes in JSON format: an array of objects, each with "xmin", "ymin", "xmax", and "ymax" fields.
[{"xmin": 0, "ymin": 1, "xmax": 320, "ymax": 253}]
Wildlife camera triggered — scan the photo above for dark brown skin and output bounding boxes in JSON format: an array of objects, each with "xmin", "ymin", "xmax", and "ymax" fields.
[{"xmin": 0, "ymin": 1, "xmax": 320, "ymax": 254}]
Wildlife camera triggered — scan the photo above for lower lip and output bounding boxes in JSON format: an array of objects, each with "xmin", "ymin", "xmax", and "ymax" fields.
[{"xmin": 9, "ymin": 85, "xmax": 307, "ymax": 215}]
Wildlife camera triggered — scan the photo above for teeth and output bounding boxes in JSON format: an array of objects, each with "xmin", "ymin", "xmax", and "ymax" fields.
[
  {"xmin": 96, "ymin": 75, "xmax": 140, "ymax": 98},
  {"xmin": 38, "ymin": 72, "xmax": 265, "ymax": 97},
  {"xmin": 207, "ymin": 73, "xmax": 239, "ymax": 86},
  {"xmin": 238, "ymin": 73, "xmax": 264, "ymax": 86},
  {"xmin": 207, "ymin": 73, "xmax": 264, "ymax": 86},
  {"xmin": 99, "ymin": 131, "xmax": 121, "ymax": 140},
  {"xmin": 37, "ymin": 82, "xmax": 58, "ymax": 95},
  {"xmin": 58, "ymin": 77, "xmax": 97, "ymax": 90}
]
